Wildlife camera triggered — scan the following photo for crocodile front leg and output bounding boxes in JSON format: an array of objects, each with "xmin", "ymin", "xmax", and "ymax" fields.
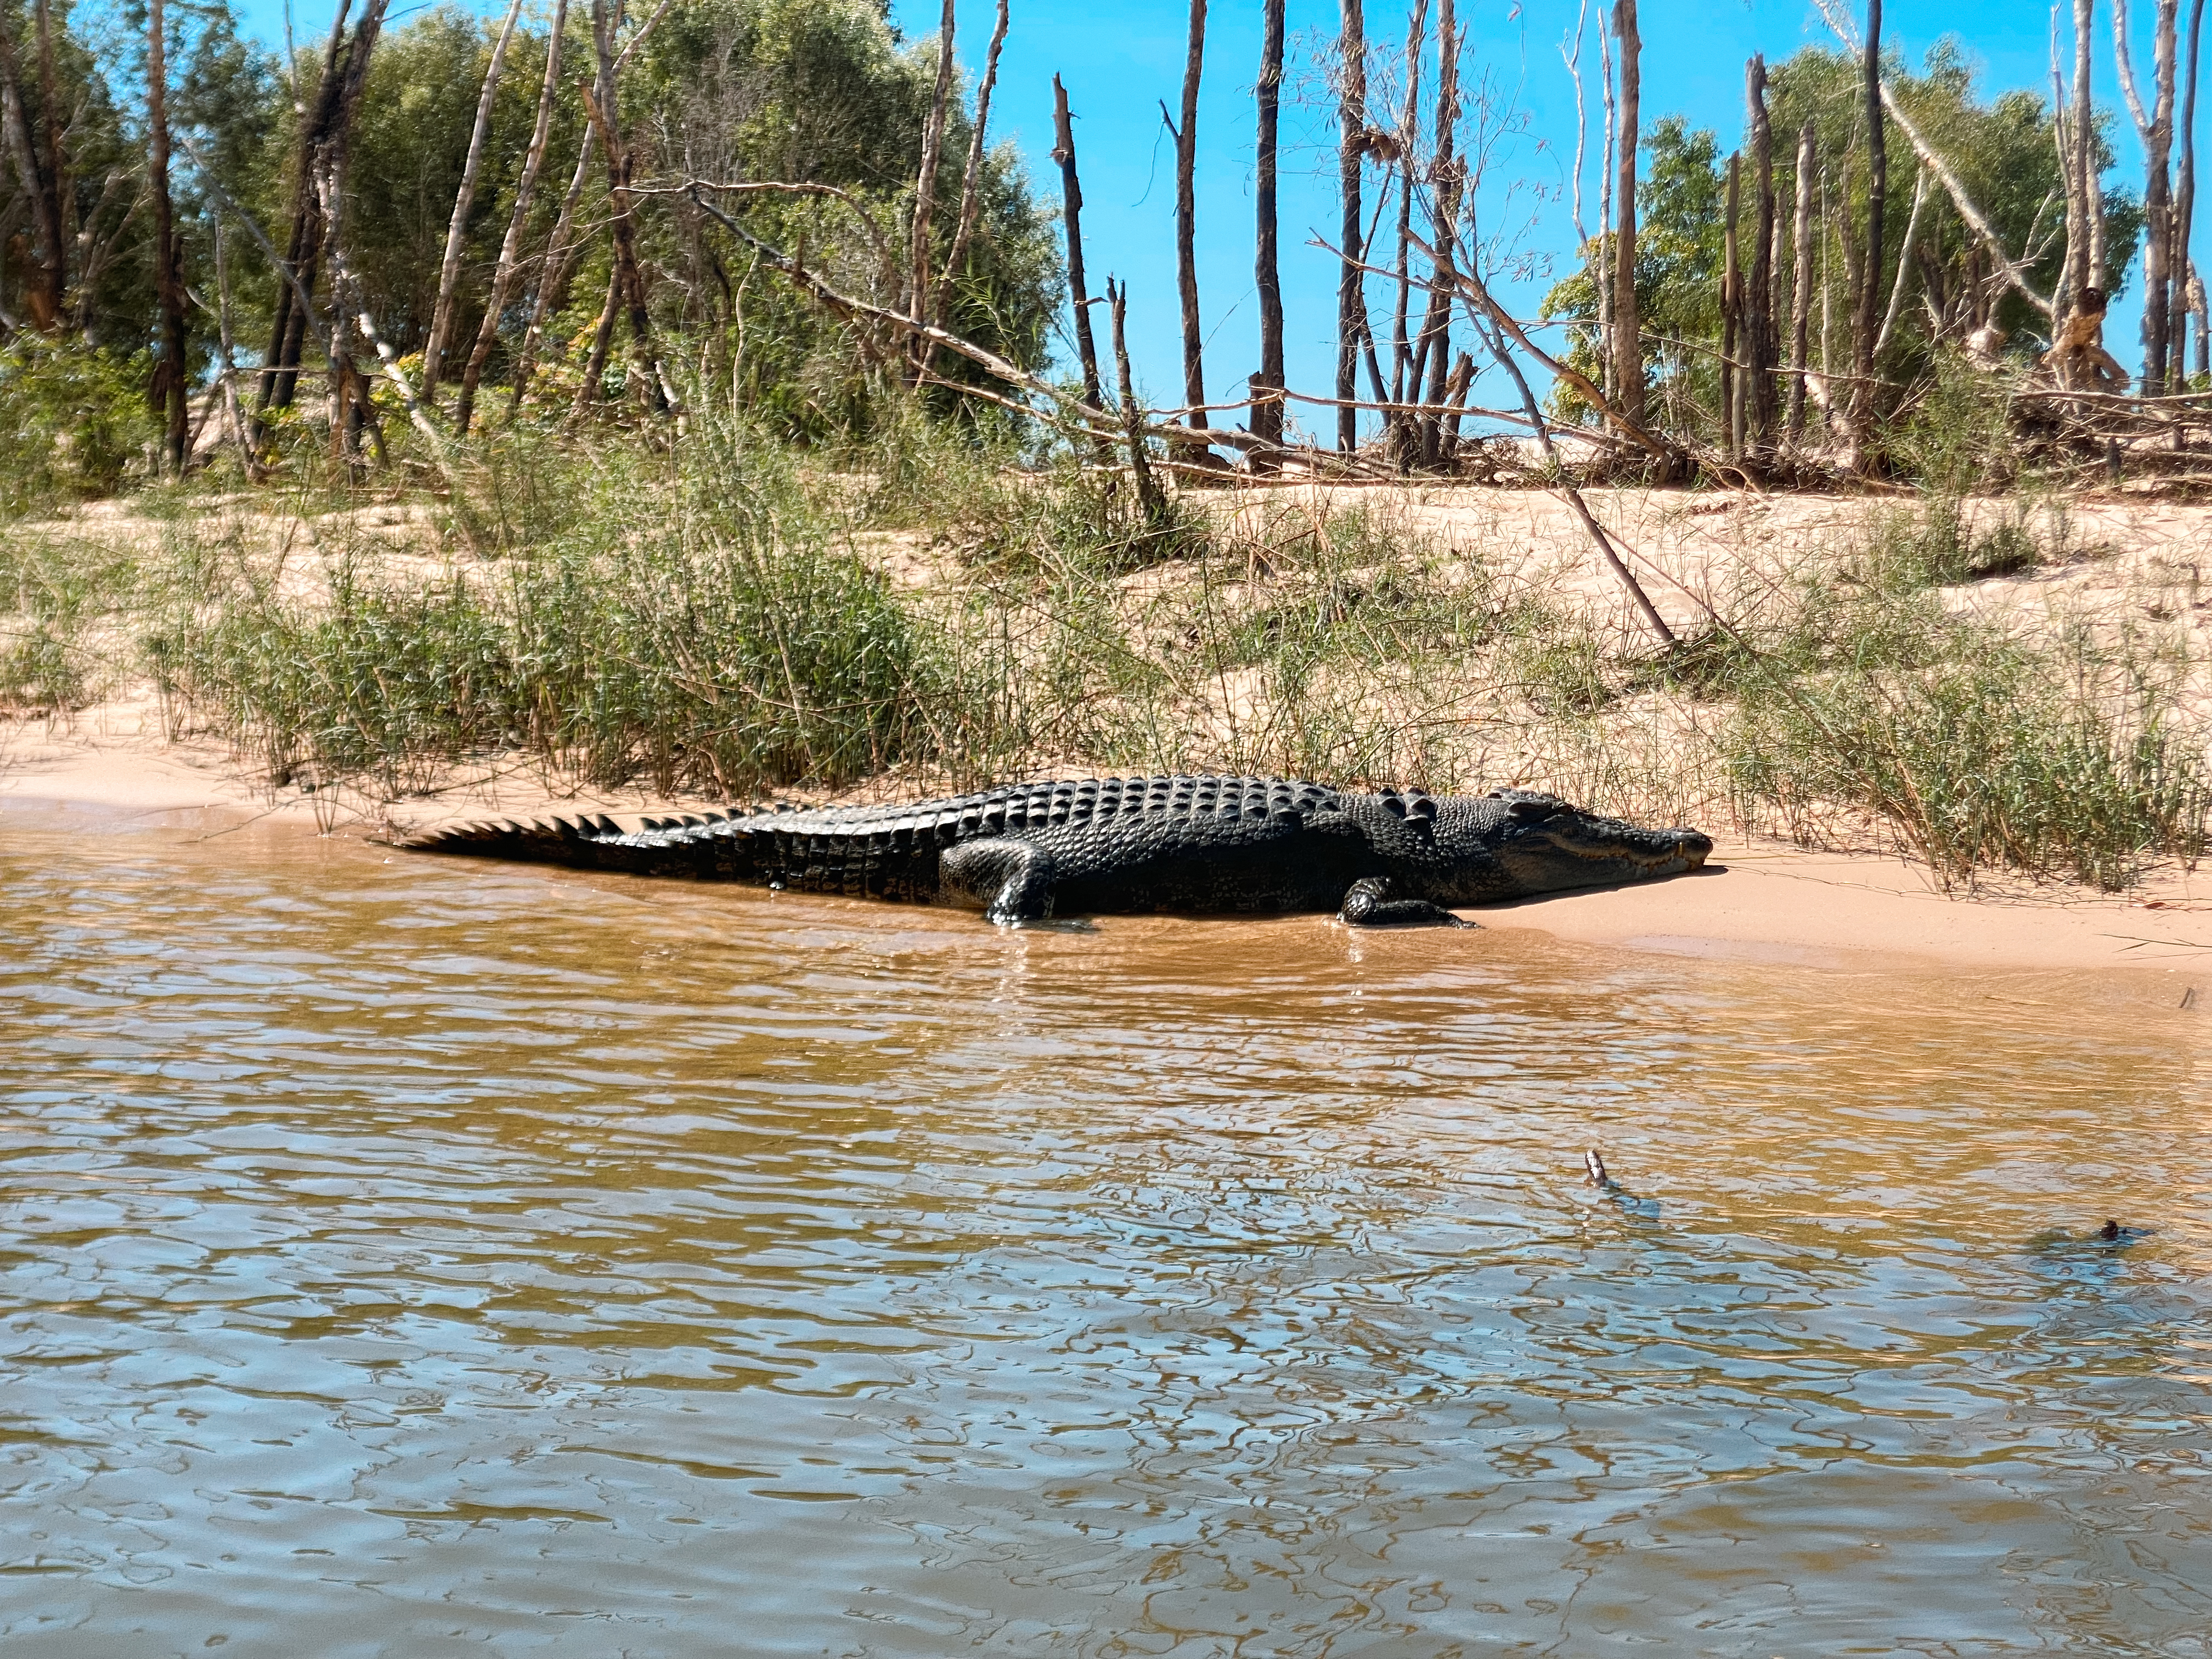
[
  {"xmin": 940, "ymin": 838, "xmax": 1060, "ymax": 924},
  {"xmin": 1339, "ymin": 876, "xmax": 1476, "ymax": 929}
]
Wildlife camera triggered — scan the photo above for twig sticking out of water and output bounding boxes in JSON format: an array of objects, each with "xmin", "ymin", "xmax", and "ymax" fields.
[{"xmin": 1584, "ymin": 1148, "xmax": 1610, "ymax": 1188}]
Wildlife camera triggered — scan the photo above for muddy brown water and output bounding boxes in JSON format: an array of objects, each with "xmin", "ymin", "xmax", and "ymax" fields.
[{"xmin": 2, "ymin": 803, "xmax": 2210, "ymax": 1657}]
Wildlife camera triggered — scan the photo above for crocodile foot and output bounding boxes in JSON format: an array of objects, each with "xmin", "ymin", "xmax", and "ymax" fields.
[{"xmin": 1339, "ymin": 877, "xmax": 1477, "ymax": 928}]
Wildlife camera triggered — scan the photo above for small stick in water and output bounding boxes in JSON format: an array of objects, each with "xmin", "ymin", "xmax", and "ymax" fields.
[
  {"xmin": 2098, "ymin": 1219, "xmax": 2120, "ymax": 1242},
  {"xmin": 1584, "ymin": 1148, "xmax": 1610, "ymax": 1188}
]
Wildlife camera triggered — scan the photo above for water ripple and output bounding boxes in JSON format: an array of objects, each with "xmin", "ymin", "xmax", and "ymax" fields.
[{"xmin": 2, "ymin": 813, "xmax": 2210, "ymax": 1655}]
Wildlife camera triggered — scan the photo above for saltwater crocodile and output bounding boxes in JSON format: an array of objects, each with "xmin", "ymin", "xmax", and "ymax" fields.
[{"xmin": 402, "ymin": 776, "xmax": 1712, "ymax": 927}]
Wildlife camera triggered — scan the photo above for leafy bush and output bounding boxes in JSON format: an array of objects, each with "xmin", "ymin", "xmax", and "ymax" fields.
[
  {"xmin": 151, "ymin": 421, "xmax": 937, "ymax": 797},
  {"xmin": 0, "ymin": 341, "xmax": 155, "ymax": 516},
  {"xmin": 1721, "ymin": 627, "xmax": 2208, "ymax": 890}
]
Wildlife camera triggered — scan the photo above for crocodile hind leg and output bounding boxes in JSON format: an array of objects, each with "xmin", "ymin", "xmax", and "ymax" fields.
[
  {"xmin": 1339, "ymin": 877, "xmax": 1476, "ymax": 929},
  {"xmin": 940, "ymin": 838, "xmax": 1061, "ymax": 924}
]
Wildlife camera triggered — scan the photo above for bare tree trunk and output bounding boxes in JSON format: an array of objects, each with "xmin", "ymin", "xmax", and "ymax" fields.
[
  {"xmin": 2057, "ymin": 0, "xmax": 2095, "ymax": 323},
  {"xmin": 2118, "ymin": 0, "xmax": 2181, "ymax": 393},
  {"xmin": 909, "ymin": 0, "xmax": 956, "ymax": 332},
  {"xmin": 1875, "ymin": 165, "xmax": 1929, "ymax": 358},
  {"xmin": 509, "ymin": 132, "xmax": 595, "ymax": 417},
  {"xmin": 1788, "ymin": 120, "xmax": 1814, "ymax": 441},
  {"xmin": 1051, "ymin": 76, "xmax": 1104, "ymax": 411},
  {"xmin": 584, "ymin": 0, "xmax": 663, "ymax": 414},
  {"xmin": 1746, "ymin": 54, "xmax": 1778, "ymax": 451},
  {"xmin": 0, "ymin": 7, "xmax": 63, "ymax": 330},
  {"xmin": 1820, "ymin": 166, "xmax": 1836, "ymax": 408},
  {"xmin": 147, "ymin": 0, "xmax": 187, "ymax": 473},
  {"xmin": 1109, "ymin": 278, "xmax": 1165, "ymax": 521},
  {"xmin": 934, "ymin": 0, "xmax": 1009, "ymax": 335},
  {"xmin": 1335, "ymin": 0, "xmax": 1367, "ymax": 453},
  {"xmin": 1849, "ymin": 0, "xmax": 1885, "ymax": 449},
  {"xmin": 1390, "ymin": 0, "xmax": 1426, "ymax": 436},
  {"xmin": 2171, "ymin": 0, "xmax": 2204, "ymax": 380},
  {"xmin": 258, "ymin": 0, "xmax": 388, "ymax": 425},
  {"xmin": 313, "ymin": 137, "xmax": 368, "ymax": 466},
  {"xmin": 1609, "ymin": 0, "xmax": 1643, "ymax": 422},
  {"xmin": 2193, "ymin": 264, "xmax": 2210, "ymax": 380},
  {"xmin": 31, "ymin": 0, "xmax": 69, "ymax": 300},
  {"xmin": 1413, "ymin": 0, "xmax": 1459, "ymax": 468},
  {"xmin": 1252, "ymin": 0, "xmax": 1286, "ymax": 462},
  {"xmin": 1722, "ymin": 151, "xmax": 1741, "ymax": 457},
  {"xmin": 2070, "ymin": 0, "xmax": 2088, "ymax": 298},
  {"xmin": 422, "ymin": 0, "xmax": 524, "ymax": 404},
  {"xmin": 572, "ymin": 262, "xmax": 620, "ymax": 418},
  {"xmin": 1596, "ymin": 12, "xmax": 1614, "ymax": 397},
  {"xmin": 456, "ymin": 0, "xmax": 568, "ymax": 436},
  {"xmin": 1171, "ymin": 0, "xmax": 1209, "ymax": 438},
  {"xmin": 211, "ymin": 216, "xmax": 263, "ymax": 480}
]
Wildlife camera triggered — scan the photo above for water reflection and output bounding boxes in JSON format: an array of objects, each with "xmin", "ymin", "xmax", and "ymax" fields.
[{"xmin": 2, "ymin": 804, "xmax": 2209, "ymax": 1656}]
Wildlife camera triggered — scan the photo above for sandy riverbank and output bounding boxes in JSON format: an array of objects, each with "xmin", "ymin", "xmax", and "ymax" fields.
[{"xmin": 9, "ymin": 697, "xmax": 2209, "ymax": 982}]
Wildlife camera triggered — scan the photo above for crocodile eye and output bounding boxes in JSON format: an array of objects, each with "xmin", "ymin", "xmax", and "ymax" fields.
[{"xmin": 1508, "ymin": 799, "xmax": 1560, "ymax": 822}]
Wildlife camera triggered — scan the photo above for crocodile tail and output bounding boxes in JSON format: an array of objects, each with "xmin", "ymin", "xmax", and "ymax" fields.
[
  {"xmin": 399, "ymin": 814, "xmax": 627, "ymax": 868},
  {"xmin": 400, "ymin": 809, "xmax": 768, "ymax": 880}
]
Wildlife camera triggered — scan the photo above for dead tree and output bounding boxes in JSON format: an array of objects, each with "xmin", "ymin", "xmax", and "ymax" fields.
[
  {"xmin": 2115, "ymin": 0, "xmax": 2181, "ymax": 394},
  {"xmin": 257, "ymin": 0, "xmax": 389, "ymax": 426},
  {"xmin": 422, "ymin": 0, "xmax": 525, "ymax": 404},
  {"xmin": 1050, "ymin": 76, "xmax": 1103, "ymax": 410},
  {"xmin": 1596, "ymin": 14, "xmax": 1615, "ymax": 397},
  {"xmin": 1788, "ymin": 119, "xmax": 1814, "ymax": 440},
  {"xmin": 1722, "ymin": 151, "xmax": 1740, "ymax": 455},
  {"xmin": 2171, "ymin": 0, "xmax": 2204, "ymax": 378},
  {"xmin": 1745, "ymin": 55, "xmax": 1778, "ymax": 450},
  {"xmin": 1405, "ymin": 0, "xmax": 1459, "ymax": 468},
  {"xmin": 456, "ymin": 0, "xmax": 569, "ymax": 436},
  {"xmin": 1609, "ymin": 0, "xmax": 1643, "ymax": 423},
  {"xmin": 147, "ymin": 0, "xmax": 187, "ymax": 472},
  {"xmin": 1875, "ymin": 165, "xmax": 1929, "ymax": 357},
  {"xmin": 1167, "ymin": 0, "xmax": 1209, "ymax": 443},
  {"xmin": 1108, "ymin": 278, "xmax": 1165, "ymax": 521},
  {"xmin": 909, "ymin": 0, "xmax": 956, "ymax": 332},
  {"xmin": 1390, "ymin": 0, "xmax": 1427, "ymax": 443},
  {"xmin": 1848, "ymin": 0, "xmax": 1884, "ymax": 448},
  {"xmin": 1335, "ymin": 0, "xmax": 1367, "ymax": 452},
  {"xmin": 2058, "ymin": 0, "xmax": 2096, "ymax": 325},
  {"xmin": 1252, "ymin": 0, "xmax": 1286, "ymax": 462},
  {"xmin": 933, "ymin": 0, "xmax": 1009, "ymax": 336}
]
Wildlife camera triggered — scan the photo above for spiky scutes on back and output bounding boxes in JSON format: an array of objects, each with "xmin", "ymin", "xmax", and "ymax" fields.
[{"xmin": 399, "ymin": 776, "xmax": 1351, "ymax": 876}]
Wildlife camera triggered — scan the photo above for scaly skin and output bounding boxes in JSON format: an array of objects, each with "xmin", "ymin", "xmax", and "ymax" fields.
[{"xmin": 400, "ymin": 775, "xmax": 1714, "ymax": 927}]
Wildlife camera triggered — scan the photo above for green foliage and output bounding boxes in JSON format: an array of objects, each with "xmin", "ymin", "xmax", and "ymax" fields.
[
  {"xmin": 151, "ymin": 419, "xmax": 937, "ymax": 798},
  {"xmin": 0, "ymin": 340, "xmax": 157, "ymax": 514},
  {"xmin": 0, "ymin": 527, "xmax": 139, "ymax": 710},
  {"xmin": 1539, "ymin": 38, "xmax": 2147, "ymax": 459},
  {"xmin": 1723, "ymin": 633, "xmax": 2208, "ymax": 892}
]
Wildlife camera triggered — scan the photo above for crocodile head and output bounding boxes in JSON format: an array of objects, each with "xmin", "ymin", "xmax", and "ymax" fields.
[{"xmin": 1436, "ymin": 788, "xmax": 1713, "ymax": 900}]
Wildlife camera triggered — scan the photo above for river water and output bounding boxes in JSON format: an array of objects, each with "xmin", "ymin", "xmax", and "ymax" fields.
[{"xmin": 3, "ymin": 802, "xmax": 2210, "ymax": 1656}]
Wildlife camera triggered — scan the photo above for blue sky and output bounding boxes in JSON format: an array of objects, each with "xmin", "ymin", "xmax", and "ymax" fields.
[{"xmin": 235, "ymin": 0, "xmax": 2194, "ymax": 431}]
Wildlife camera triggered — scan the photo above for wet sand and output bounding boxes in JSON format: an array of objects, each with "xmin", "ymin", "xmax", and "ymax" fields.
[{"xmin": 9, "ymin": 706, "xmax": 2209, "ymax": 979}]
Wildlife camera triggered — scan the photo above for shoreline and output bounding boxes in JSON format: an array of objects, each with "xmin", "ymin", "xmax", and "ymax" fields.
[{"xmin": 8, "ymin": 710, "xmax": 2210, "ymax": 980}]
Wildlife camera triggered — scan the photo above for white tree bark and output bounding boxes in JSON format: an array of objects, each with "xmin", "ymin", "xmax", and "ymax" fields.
[{"xmin": 422, "ymin": 0, "xmax": 526, "ymax": 403}]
